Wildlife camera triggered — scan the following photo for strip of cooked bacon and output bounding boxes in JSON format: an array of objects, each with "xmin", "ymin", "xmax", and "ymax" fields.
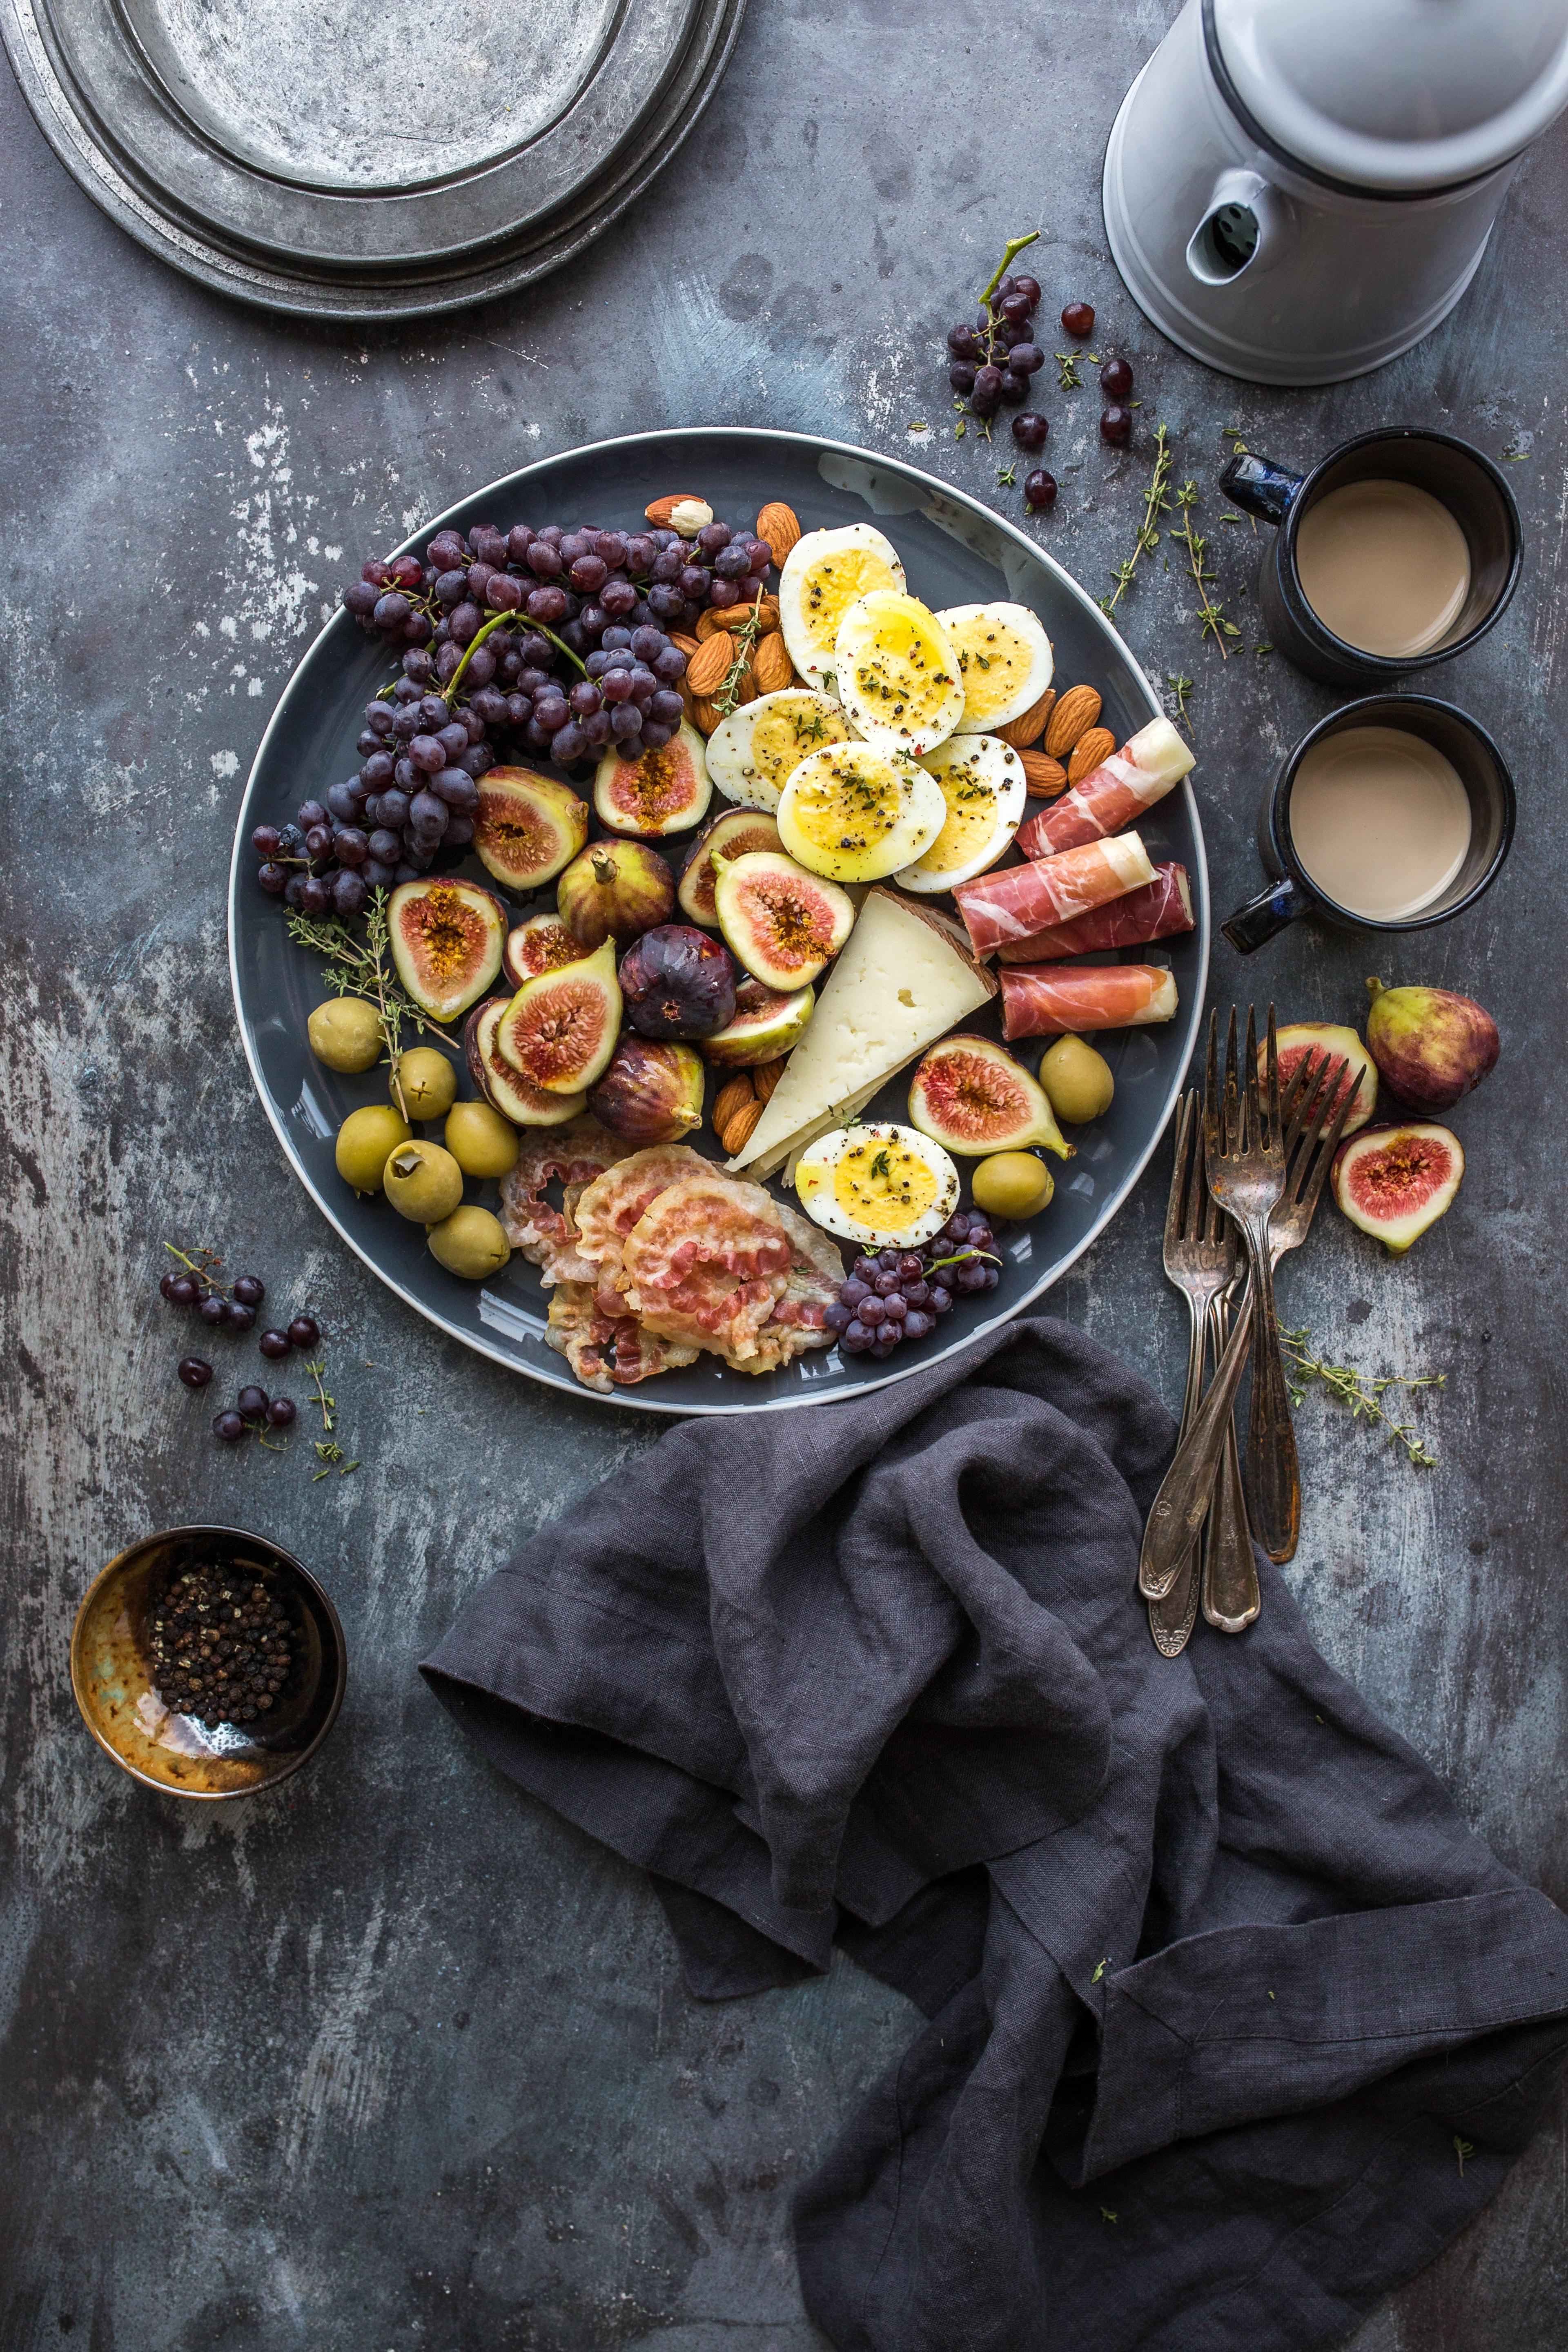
[
  {"xmin": 737, "ymin": 1200, "xmax": 844, "ymax": 1374},
  {"xmin": 619, "ymin": 1172, "xmax": 793, "ymax": 1363},
  {"xmin": 545, "ymin": 1282, "xmax": 699, "ymax": 1392},
  {"xmin": 499, "ymin": 1116, "xmax": 635, "ymax": 1287},
  {"xmin": 1016, "ymin": 716, "xmax": 1194, "ymax": 858},
  {"xmin": 953, "ymin": 831, "xmax": 1156, "ymax": 958},
  {"xmin": 571, "ymin": 1143, "xmax": 711, "ymax": 1317},
  {"xmin": 1000, "ymin": 963, "xmax": 1179, "ymax": 1038},
  {"xmin": 994, "ymin": 864, "xmax": 1194, "ymax": 964}
]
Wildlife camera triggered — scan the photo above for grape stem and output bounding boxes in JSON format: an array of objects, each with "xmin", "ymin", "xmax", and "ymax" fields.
[
  {"xmin": 980, "ymin": 231, "xmax": 1041, "ymax": 307},
  {"xmin": 924, "ymin": 1247, "xmax": 1002, "ymax": 1275},
  {"xmin": 444, "ymin": 608, "xmax": 586, "ymax": 705},
  {"xmin": 163, "ymin": 1241, "xmax": 229, "ymax": 1296}
]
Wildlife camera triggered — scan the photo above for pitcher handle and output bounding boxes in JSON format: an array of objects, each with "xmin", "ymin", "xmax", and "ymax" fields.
[{"xmin": 1219, "ymin": 451, "xmax": 1305, "ymax": 528}]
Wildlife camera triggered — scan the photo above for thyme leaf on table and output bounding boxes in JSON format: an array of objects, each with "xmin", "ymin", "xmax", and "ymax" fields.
[
  {"xmin": 1172, "ymin": 480, "xmax": 1241, "ymax": 656},
  {"xmin": 287, "ymin": 888, "xmax": 457, "ymax": 1116},
  {"xmin": 1279, "ymin": 1325, "xmax": 1445, "ymax": 1468},
  {"xmin": 1098, "ymin": 422, "xmax": 1172, "ymax": 615}
]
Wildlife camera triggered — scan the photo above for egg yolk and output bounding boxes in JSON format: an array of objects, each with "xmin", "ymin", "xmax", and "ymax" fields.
[
  {"xmin": 949, "ymin": 618, "xmax": 1037, "ymax": 720},
  {"xmin": 790, "ymin": 751, "xmax": 910, "ymax": 854},
  {"xmin": 831, "ymin": 1140, "xmax": 940, "ymax": 1234},
  {"xmin": 913, "ymin": 758, "xmax": 1002, "ymax": 873},
  {"xmin": 747, "ymin": 699, "xmax": 850, "ymax": 788},
  {"xmin": 799, "ymin": 550, "xmax": 901, "ymax": 650}
]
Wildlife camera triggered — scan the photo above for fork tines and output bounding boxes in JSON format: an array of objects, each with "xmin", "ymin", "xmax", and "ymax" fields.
[{"xmin": 1205, "ymin": 1003, "xmax": 1282, "ymax": 1158}]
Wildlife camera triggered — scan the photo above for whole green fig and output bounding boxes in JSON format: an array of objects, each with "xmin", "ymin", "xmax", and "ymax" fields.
[{"xmin": 1364, "ymin": 978, "xmax": 1498, "ymax": 1112}]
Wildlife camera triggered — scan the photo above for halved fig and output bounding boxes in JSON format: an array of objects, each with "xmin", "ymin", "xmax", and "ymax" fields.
[
  {"xmin": 463, "ymin": 998, "xmax": 586, "ymax": 1128},
  {"xmin": 388, "ymin": 878, "xmax": 507, "ymax": 1022},
  {"xmin": 1268, "ymin": 1022, "xmax": 1376, "ymax": 1138},
  {"xmin": 494, "ymin": 938, "xmax": 622, "ymax": 1095},
  {"xmin": 713, "ymin": 850, "xmax": 855, "ymax": 991},
  {"xmin": 909, "ymin": 1035, "xmax": 1071, "ymax": 1160},
  {"xmin": 503, "ymin": 911, "xmax": 584, "ymax": 987},
  {"xmin": 557, "ymin": 839, "xmax": 675, "ymax": 949},
  {"xmin": 587, "ymin": 1037, "xmax": 705, "ymax": 1144},
  {"xmin": 677, "ymin": 808, "xmax": 784, "ymax": 927},
  {"xmin": 1332, "ymin": 1120, "xmax": 1463, "ymax": 1254},
  {"xmin": 700, "ymin": 977, "xmax": 815, "ymax": 1067},
  {"xmin": 472, "ymin": 768, "xmax": 588, "ymax": 891},
  {"xmin": 594, "ymin": 720, "xmax": 712, "ymax": 839}
]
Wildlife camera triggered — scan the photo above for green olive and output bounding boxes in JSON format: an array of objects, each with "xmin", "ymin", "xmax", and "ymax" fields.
[
  {"xmin": 392, "ymin": 1047, "xmax": 458, "ymax": 1121},
  {"xmin": 383, "ymin": 1139, "xmax": 465, "ymax": 1224},
  {"xmin": 972, "ymin": 1152, "xmax": 1054, "ymax": 1221},
  {"xmin": 445, "ymin": 1098, "xmax": 520, "ymax": 1179},
  {"xmin": 335, "ymin": 1104, "xmax": 412, "ymax": 1192},
  {"xmin": 1039, "ymin": 1033, "xmax": 1115, "ymax": 1125},
  {"xmin": 428, "ymin": 1204, "xmax": 512, "ymax": 1280},
  {"xmin": 309, "ymin": 998, "xmax": 382, "ymax": 1074}
]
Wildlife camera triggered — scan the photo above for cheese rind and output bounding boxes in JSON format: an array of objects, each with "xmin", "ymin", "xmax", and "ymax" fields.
[{"xmin": 728, "ymin": 889, "xmax": 997, "ymax": 1178}]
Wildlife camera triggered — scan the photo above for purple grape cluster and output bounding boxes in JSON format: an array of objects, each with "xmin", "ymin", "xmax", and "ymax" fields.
[
  {"xmin": 947, "ymin": 272, "xmax": 1046, "ymax": 420},
  {"xmin": 824, "ymin": 1214, "xmax": 1000, "ymax": 1361},
  {"xmin": 251, "ymin": 512, "xmax": 776, "ymax": 909}
]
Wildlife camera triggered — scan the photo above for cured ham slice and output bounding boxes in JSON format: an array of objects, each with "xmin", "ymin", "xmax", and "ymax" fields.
[
  {"xmin": 1016, "ymin": 716, "xmax": 1193, "ymax": 858},
  {"xmin": 545, "ymin": 1283, "xmax": 699, "ymax": 1393},
  {"xmin": 995, "ymin": 864, "xmax": 1195, "ymax": 964},
  {"xmin": 571, "ymin": 1143, "xmax": 710, "ymax": 1316},
  {"xmin": 1000, "ymin": 963, "xmax": 1179, "ymax": 1039},
  {"xmin": 952, "ymin": 831, "xmax": 1156, "ymax": 958},
  {"xmin": 620, "ymin": 1171, "xmax": 794, "ymax": 1363},
  {"xmin": 499, "ymin": 1116, "xmax": 635, "ymax": 1286}
]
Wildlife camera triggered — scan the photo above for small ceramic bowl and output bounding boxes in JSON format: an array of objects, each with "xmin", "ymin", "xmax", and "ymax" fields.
[{"xmin": 70, "ymin": 1524, "xmax": 347, "ymax": 1798}]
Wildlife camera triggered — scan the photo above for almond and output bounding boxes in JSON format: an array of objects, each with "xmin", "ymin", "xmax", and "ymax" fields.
[
  {"xmin": 752, "ymin": 1057, "xmax": 787, "ymax": 1102},
  {"xmin": 998, "ymin": 687, "xmax": 1056, "ymax": 749},
  {"xmin": 678, "ymin": 677, "xmax": 697, "ymax": 721},
  {"xmin": 721, "ymin": 1098, "xmax": 764, "ymax": 1155},
  {"xmin": 645, "ymin": 494, "xmax": 713, "ymax": 538},
  {"xmin": 753, "ymin": 633, "xmax": 794, "ymax": 695},
  {"xmin": 699, "ymin": 597, "xmax": 780, "ymax": 639},
  {"xmin": 755, "ymin": 501, "xmax": 802, "ymax": 564},
  {"xmin": 1044, "ymin": 684, "xmax": 1102, "ymax": 759},
  {"xmin": 644, "ymin": 494, "xmax": 698, "ymax": 527},
  {"xmin": 686, "ymin": 635, "xmax": 735, "ymax": 697},
  {"xmin": 669, "ymin": 631, "xmax": 702, "ymax": 658},
  {"xmin": 712, "ymin": 1074, "xmax": 756, "ymax": 1134},
  {"xmin": 1020, "ymin": 749, "xmax": 1069, "ymax": 797},
  {"xmin": 693, "ymin": 696, "xmax": 724, "ymax": 735},
  {"xmin": 1067, "ymin": 726, "xmax": 1116, "ymax": 785}
]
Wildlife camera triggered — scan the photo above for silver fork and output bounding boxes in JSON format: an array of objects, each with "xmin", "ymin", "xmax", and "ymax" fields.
[
  {"xmin": 1207, "ymin": 1007, "xmax": 1298, "ymax": 1562},
  {"xmin": 1149, "ymin": 1093, "xmax": 1237, "ymax": 1656},
  {"xmin": 1140, "ymin": 1009, "xmax": 1282, "ymax": 1600}
]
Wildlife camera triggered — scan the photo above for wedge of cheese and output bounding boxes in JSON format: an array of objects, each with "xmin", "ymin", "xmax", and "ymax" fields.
[{"xmin": 728, "ymin": 888, "xmax": 997, "ymax": 1180}]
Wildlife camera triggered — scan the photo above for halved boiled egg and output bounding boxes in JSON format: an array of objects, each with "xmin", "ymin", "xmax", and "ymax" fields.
[
  {"xmin": 704, "ymin": 688, "xmax": 853, "ymax": 813},
  {"xmin": 895, "ymin": 733, "xmax": 1027, "ymax": 893},
  {"xmin": 834, "ymin": 590, "xmax": 965, "ymax": 756},
  {"xmin": 794, "ymin": 1120, "xmax": 960, "ymax": 1249},
  {"xmin": 776, "ymin": 740, "xmax": 947, "ymax": 883},
  {"xmin": 935, "ymin": 601, "xmax": 1054, "ymax": 732},
  {"xmin": 778, "ymin": 524, "xmax": 906, "ymax": 690}
]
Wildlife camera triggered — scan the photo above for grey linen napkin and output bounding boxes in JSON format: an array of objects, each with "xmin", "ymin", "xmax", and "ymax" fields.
[{"xmin": 421, "ymin": 1316, "xmax": 1568, "ymax": 2352}]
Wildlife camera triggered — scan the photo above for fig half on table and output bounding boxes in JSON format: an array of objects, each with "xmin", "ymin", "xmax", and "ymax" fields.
[{"xmin": 1332, "ymin": 1120, "xmax": 1463, "ymax": 1254}]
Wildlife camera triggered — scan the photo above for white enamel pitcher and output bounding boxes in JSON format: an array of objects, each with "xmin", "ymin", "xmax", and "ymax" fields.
[{"xmin": 1102, "ymin": 0, "xmax": 1568, "ymax": 384}]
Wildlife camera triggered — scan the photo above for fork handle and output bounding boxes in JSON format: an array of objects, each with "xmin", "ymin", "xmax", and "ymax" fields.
[
  {"xmin": 1149, "ymin": 1298, "xmax": 1208, "ymax": 1655},
  {"xmin": 1240, "ymin": 1216, "xmax": 1301, "ymax": 1562},
  {"xmin": 1202, "ymin": 1292, "xmax": 1260, "ymax": 1632},
  {"xmin": 1139, "ymin": 1273, "xmax": 1256, "ymax": 1600}
]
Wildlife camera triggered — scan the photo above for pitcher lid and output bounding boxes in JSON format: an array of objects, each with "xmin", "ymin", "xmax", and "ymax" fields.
[{"xmin": 1212, "ymin": 0, "xmax": 1568, "ymax": 190}]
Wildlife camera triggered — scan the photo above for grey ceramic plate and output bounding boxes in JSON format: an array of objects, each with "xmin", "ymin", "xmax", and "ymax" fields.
[
  {"xmin": 2, "ymin": 0, "xmax": 744, "ymax": 318},
  {"xmin": 229, "ymin": 428, "xmax": 1209, "ymax": 1414}
]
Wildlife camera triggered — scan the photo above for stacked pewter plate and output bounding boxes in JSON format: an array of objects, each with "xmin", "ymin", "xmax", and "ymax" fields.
[{"xmin": 2, "ymin": 0, "xmax": 745, "ymax": 317}]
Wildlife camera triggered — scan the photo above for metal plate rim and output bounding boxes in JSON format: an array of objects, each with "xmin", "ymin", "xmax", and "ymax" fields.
[{"xmin": 228, "ymin": 425, "xmax": 1209, "ymax": 1416}]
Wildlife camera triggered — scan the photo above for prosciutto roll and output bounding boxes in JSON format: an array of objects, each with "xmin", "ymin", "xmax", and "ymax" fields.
[
  {"xmin": 1017, "ymin": 716, "xmax": 1194, "ymax": 859},
  {"xmin": 952, "ymin": 831, "xmax": 1156, "ymax": 959},
  {"xmin": 995, "ymin": 863, "xmax": 1194, "ymax": 964},
  {"xmin": 1000, "ymin": 963, "xmax": 1179, "ymax": 1039}
]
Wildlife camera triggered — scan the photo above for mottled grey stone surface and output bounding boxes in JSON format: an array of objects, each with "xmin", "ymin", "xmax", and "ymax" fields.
[{"xmin": 2, "ymin": 2, "xmax": 1565, "ymax": 2344}]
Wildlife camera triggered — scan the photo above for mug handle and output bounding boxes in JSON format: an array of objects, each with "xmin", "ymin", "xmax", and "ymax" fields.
[
  {"xmin": 1218, "ymin": 450, "xmax": 1305, "ymax": 526},
  {"xmin": 1222, "ymin": 874, "xmax": 1312, "ymax": 954}
]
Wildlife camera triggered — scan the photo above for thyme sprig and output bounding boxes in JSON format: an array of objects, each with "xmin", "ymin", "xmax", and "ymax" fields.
[
  {"xmin": 312, "ymin": 1441, "xmax": 360, "ymax": 1481},
  {"xmin": 1054, "ymin": 351, "xmax": 1084, "ymax": 391},
  {"xmin": 1172, "ymin": 480, "xmax": 1240, "ymax": 656},
  {"xmin": 1099, "ymin": 422, "xmax": 1172, "ymax": 615},
  {"xmin": 714, "ymin": 601, "xmax": 770, "ymax": 717},
  {"xmin": 305, "ymin": 1359, "xmax": 336, "ymax": 1434},
  {"xmin": 1165, "ymin": 674, "xmax": 1194, "ymax": 728},
  {"xmin": 287, "ymin": 888, "xmax": 457, "ymax": 1116},
  {"xmin": 1279, "ymin": 1325, "xmax": 1445, "ymax": 1468}
]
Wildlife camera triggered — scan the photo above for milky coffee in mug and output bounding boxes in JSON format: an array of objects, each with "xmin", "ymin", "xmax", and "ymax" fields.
[
  {"xmin": 1294, "ymin": 482, "xmax": 1471, "ymax": 660},
  {"xmin": 1286, "ymin": 725, "xmax": 1472, "ymax": 921}
]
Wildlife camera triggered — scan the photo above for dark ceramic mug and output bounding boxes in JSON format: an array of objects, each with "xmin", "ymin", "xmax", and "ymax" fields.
[
  {"xmin": 1218, "ymin": 429, "xmax": 1521, "ymax": 690},
  {"xmin": 1222, "ymin": 695, "xmax": 1515, "ymax": 955}
]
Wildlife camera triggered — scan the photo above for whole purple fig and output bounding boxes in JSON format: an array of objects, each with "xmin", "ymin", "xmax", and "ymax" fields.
[
  {"xmin": 1364, "ymin": 978, "xmax": 1498, "ymax": 1112},
  {"xmin": 619, "ymin": 924, "xmax": 738, "ymax": 1039}
]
